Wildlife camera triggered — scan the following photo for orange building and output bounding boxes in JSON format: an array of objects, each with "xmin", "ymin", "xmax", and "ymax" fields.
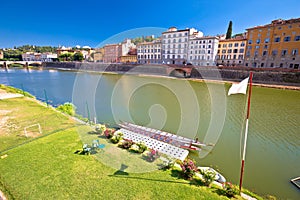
[
  {"xmin": 216, "ymin": 34, "xmax": 247, "ymax": 66},
  {"xmin": 245, "ymin": 18, "xmax": 300, "ymax": 69}
]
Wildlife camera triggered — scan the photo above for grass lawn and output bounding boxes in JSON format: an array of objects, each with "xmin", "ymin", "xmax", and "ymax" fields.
[
  {"xmin": 0, "ymin": 125, "xmax": 231, "ymax": 200},
  {"xmin": 0, "ymin": 97, "xmax": 75, "ymax": 152},
  {"xmin": 0, "ymin": 89, "xmax": 258, "ymax": 200}
]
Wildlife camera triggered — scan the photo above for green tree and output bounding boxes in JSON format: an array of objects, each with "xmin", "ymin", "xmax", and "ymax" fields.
[
  {"xmin": 59, "ymin": 53, "xmax": 73, "ymax": 61},
  {"xmin": 73, "ymin": 52, "xmax": 84, "ymax": 61},
  {"xmin": 226, "ymin": 21, "xmax": 233, "ymax": 39}
]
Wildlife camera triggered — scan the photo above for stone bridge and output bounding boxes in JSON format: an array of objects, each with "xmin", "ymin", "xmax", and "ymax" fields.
[
  {"xmin": 0, "ymin": 61, "xmax": 43, "ymax": 68},
  {"xmin": 166, "ymin": 65, "xmax": 195, "ymax": 78}
]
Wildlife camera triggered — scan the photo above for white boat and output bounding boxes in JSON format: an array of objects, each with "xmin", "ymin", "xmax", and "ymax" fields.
[{"xmin": 198, "ymin": 166, "xmax": 226, "ymax": 183}]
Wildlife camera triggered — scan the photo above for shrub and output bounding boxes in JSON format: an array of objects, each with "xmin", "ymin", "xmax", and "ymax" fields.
[
  {"xmin": 118, "ymin": 139, "xmax": 134, "ymax": 149},
  {"xmin": 110, "ymin": 130, "xmax": 123, "ymax": 144},
  {"xmin": 160, "ymin": 156, "xmax": 176, "ymax": 170},
  {"xmin": 95, "ymin": 124, "xmax": 106, "ymax": 134},
  {"xmin": 180, "ymin": 158, "xmax": 198, "ymax": 180},
  {"xmin": 223, "ymin": 182, "xmax": 239, "ymax": 198},
  {"xmin": 146, "ymin": 149, "xmax": 159, "ymax": 162},
  {"xmin": 57, "ymin": 102, "xmax": 76, "ymax": 116},
  {"xmin": 200, "ymin": 169, "xmax": 216, "ymax": 187},
  {"xmin": 129, "ymin": 142, "xmax": 147, "ymax": 153},
  {"xmin": 104, "ymin": 128, "xmax": 115, "ymax": 139}
]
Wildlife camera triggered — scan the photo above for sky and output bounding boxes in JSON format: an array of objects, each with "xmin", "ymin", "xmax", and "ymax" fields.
[{"xmin": 0, "ymin": 0, "xmax": 299, "ymax": 48}]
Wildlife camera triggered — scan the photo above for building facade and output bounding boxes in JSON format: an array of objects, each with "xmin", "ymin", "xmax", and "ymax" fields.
[
  {"xmin": 216, "ymin": 35, "xmax": 247, "ymax": 66},
  {"xmin": 162, "ymin": 27, "xmax": 202, "ymax": 65},
  {"xmin": 103, "ymin": 44, "xmax": 121, "ymax": 63},
  {"xmin": 137, "ymin": 39, "xmax": 162, "ymax": 64},
  {"xmin": 22, "ymin": 52, "xmax": 57, "ymax": 62},
  {"xmin": 93, "ymin": 48, "xmax": 104, "ymax": 62},
  {"xmin": 245, "ymin": 18, "xmax": 300, "ymax": 69},
  {"xmin": 0, "ymin": 51, "xmax": 3, "ymax": 60},
  {"xmin": 188, "ymin": 36, "xmax": 219, "ymax": 66}
]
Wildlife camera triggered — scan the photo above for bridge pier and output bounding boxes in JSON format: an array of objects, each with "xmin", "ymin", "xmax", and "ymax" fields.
[
  {"xmin": 3, "ymin": 62, "xmax": 8, "ymax": 70},
  {"xmin": 25, "ymin": 62, "xmax": 29, "ymax": 69}
]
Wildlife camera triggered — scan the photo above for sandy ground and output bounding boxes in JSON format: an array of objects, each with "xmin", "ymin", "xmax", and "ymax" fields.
[{"xmin": 0, "ymin": 89, "xmax": 23, "ymax": 100}]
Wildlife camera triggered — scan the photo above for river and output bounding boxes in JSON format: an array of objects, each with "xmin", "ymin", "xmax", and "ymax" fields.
[{"xmin": 0, "ymin": 68, "xmax": 299, "ymax": 199}]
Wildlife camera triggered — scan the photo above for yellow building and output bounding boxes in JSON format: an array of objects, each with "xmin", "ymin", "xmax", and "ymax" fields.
[
  {"xmin": 120, "ymin": 55, "xmax": 137, "ymax": 63},
  {"xmin": 245, "ymin": 18, "xmax": 300, "ymax": 69},
  {"xmin": 216, "ymin": 35, "xmax": 247, "ymax": 66},
  {"xmin": 93, "ymin": 48, "xmax": 104, "ymax": 62}
]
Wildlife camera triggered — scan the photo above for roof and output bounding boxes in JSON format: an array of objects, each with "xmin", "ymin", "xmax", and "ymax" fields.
[{"xmin": 246, "ymin": 17, "xmax": 300, "ymax": 30}]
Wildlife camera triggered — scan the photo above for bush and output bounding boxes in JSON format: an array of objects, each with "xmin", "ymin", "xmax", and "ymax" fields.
[
  {"xmin": 104, "ymin": 128, "xmax": 115, "ymax": 139},
  {"xmin": 57, "ymin": 102, "xmax": 76, "ymax": 116},
  {"xmin": 180, "ymin": 158, "xmax": 198, "ymax": 180},
  {"xmin": 145, "ymin": 149, "xmax": 159, "ymax": 162},
  {"xmin": 110, "ymin": 131, "xmax": 123, "ymax": 144},
  {"xmin": 200, "ymin": 169, "xmax": 216, "ymax": 187},
  {"xmin": 160, "ymin": 156, "xmax": 176, "ymax": 170},
  {"xmin": 95, "ymin": 124, "xmax": 106, "ymax": 134},
  {"xmin": 129, "ymin": 142, "xmax": 147, "ymax": 153},
  {"xmin": 118, "ymin": 139, "xmax": 134, "ymax": 149},
  {"xmin": 222, "ymin": 182, "xmax": 239, "ymax": 198}
]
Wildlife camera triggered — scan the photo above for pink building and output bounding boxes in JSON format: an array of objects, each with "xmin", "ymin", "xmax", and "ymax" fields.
[{"xmin": 103, "ymin": 44, "xmax": 121, "ymax": 63}]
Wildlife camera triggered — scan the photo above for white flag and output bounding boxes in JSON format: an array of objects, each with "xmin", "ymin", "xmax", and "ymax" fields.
[{"xmin": 228, "ymin": 77, "xmax": 249, "ymax": 95}]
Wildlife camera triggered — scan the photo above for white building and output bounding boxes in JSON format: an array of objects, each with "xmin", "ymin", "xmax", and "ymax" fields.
[
  {"xmin": 121, "ymin": 39, "xmax": 136, "ymax": 56},
  {"xmin": 162, "ymin": 27, "xmax": 202, "ymax": 65},
  {"xmin": 22, "ymin": 52, "xmax": 57, "ymax": 62},
  {"xmin": 188, "ymin": 36, "xmax": 219, "ymax": 66},
  {"xmin": 137, "ymin": 39, "xmax": 162, "ymax": 64}
]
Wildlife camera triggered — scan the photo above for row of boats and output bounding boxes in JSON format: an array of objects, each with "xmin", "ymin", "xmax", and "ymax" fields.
[{"xmin": 118, "ymin": 121, "xmax": 213, "ymax": 153}]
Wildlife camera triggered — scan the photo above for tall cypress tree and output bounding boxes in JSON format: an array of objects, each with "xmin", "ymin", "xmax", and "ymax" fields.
[{"xmin": 226, "ymin": 21, "xmax": 233, "ymax": 39}]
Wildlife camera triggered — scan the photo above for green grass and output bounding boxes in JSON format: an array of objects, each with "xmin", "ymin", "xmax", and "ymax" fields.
[
  {"xmin": 0, "ymin": 126, "xmax": 229, "ymax": 200},
  {"xmin": 0, "ymin": 84, "xmax": 34, "ymax": 98},
  {"xmin": 0, "ymin": 97, "xmax": 75, "ymax": 152}
]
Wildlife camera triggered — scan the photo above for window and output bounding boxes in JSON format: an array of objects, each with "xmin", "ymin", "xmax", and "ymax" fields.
[
  {"xmin": 263, "ymin": 51, "xmax": 267, "ymax": 56},
  {"xmin": 173, "ymin": 39, "xmax": 176, "ymax": 43},
  {"xmin": 290, "ymin": 64, "xmax": 294, "ymax": 68},
  {"xmin": 292, "ymin": 49, "xmax": 298, "ymax": 55},
  {"xmin": 208, "ymin": 50, "xmax": 211, "ymax": 54},
  {"xmin": 209, "ymin": 40, "xmax": 212, "ymax": 43},
  {"xmin": 256, "ymin": 39, "xmax": 260, "ymax": 44},
  {"xmin": 272, "ymin": 50, "xmax": 278, "ymax": 56},
  {"xmin": 233, "ymin": 49, "xmax": 238, "ymax": 53},
  {"xmin": 208, "ymin": 45, "xmax": 211, "ymax": 48},
  {"xmin": 173, "ymin": 34, "xmax": 176, "ymax": 37},
  {"xmin": 248, "ymin": 40, "xmax": 252, "ymax": 44},
  {"xmin": 294, "ymin": 35, "xmax": 300, "ymax": 41},
  {"xmin": 241, "ymin": 42, "xmax": 245, "ymax": 47},
  {"xmin": 264, "ymin": 38, "xmax": 270, "ymax": 43},
  {"xmin": 234, "ymin": 43, "xmax": 239, "ymax": 47},
  {"xmin": 274, "ymin": 37, "xmax": 280, "ymax": 42},
  {"xmin": 222, "ymin": 50, "xmax": 226, "ymax": 53},
  {"xmin": 284, "ymin": 36, "xmax": 291, "ymax": 42},
  {"xmin": 239, "ymin": 49, "xmax": 244, "ymax": 53},
  {"xmin": 247, "ymin": 46, "xmax": 252, "ymax": 49},
  {"xmin": 254, "ymin": 50, "xmax": 258, "ymax": 56},
  {"xmin": 261, "ymin": 63, "xmax": 264, "ymax": 67},
  {"xmin": 255, "ymin": 46, "xmax": 260, "ymax": 49},
  {"xmin": 280, "ymin": 63, "xmax": 283, "ymax": 67},
  {"xmin": 229, "ymin": 43, "xmax": 233, "ymax": 47},
  {"xmin": 228, "ymin": 49, "xmax": 232, "ymax": 53},
  {"xmin": 270, "ymin": 63, "xmax": 274, "ymax": 67},
  {"xmin": 246, "ymin": 51, "xmax": 250, "ymax": 57},
  {"xmin": 217, "ymin": 50, "xmax": 220, "ymax": 53},
  {"xmin": 223, "ymin": 44, "xmax": 227, "ymax": 48},
  {"xmin": 264, "ymin": 45, "xmax": 268, "ymax": 49},
  {"xmin": 233, "ymin": 55, "xmax": 236, "ymax": 59},
  {"xmin": 238, "ymin": 55, "xmax": 243, "ymax": 59},
  {"xmin": 281, "ymin": 49, "xmax": 287, "ymax": 56},
  {"xmin": 218, "ymin": 44, "xmax": 221, "ymax": 48}
]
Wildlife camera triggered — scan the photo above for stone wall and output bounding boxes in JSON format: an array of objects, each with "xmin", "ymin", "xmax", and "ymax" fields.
[{"xmin": 43, "ymin": 62, "xmax": 300, "ymax": 86}]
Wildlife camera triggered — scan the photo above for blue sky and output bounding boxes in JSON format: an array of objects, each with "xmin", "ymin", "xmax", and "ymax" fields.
[{"xmin": 0, "ymin": 0, "xmax": 299, "ymax": 48}]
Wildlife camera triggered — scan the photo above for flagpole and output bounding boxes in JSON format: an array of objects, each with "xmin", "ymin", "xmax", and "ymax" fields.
[{"xmin": 239, "ymin": 71, "xmax": 253, "ymax": 193}]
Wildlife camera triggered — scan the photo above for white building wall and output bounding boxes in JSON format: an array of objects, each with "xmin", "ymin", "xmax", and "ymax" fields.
[
  {"xmin": 137, "ymin": 40, "xmax": 162, "ymax": 64},
  {"xmin": 188, "ymin": 37, "xmax": 219, "ymax": 66}
]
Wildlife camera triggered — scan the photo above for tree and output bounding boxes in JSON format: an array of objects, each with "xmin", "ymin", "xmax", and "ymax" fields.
[
  {"xmin": 73, "ymin": 52, "xmax": 84, "ymax": 61},
  {"xmin": 59, "ymin": 53, "xmax": 73, "ymax": 61},
  {"xmin": 226, "ymin": 21, "xmax": 233, "ymax": 39}
]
